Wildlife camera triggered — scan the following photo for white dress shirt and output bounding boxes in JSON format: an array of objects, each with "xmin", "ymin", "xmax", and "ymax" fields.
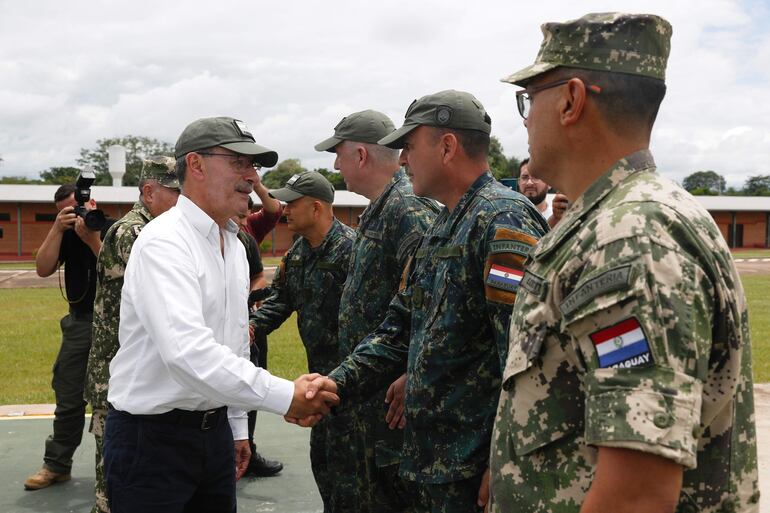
[{"xmin": 108, "ymin": 195, "xmax": 294, "ymax": 439}]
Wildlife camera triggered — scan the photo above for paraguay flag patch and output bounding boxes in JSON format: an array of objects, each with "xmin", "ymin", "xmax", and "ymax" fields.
[
  {"xmin": 486, "ymin": 264, "xmax": 524, "ymax": 292},
  {"xmin": 589, "ymin": 318, "xmax": 652, "ymax": 369}
]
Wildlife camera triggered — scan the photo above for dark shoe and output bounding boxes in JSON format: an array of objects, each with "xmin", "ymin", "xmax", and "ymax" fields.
[
  {"xmin": 245, "ymin": 452, "xmax": 283, "ymax": 477},
  {"xmin": 24, "ymin": 468, "xmax": 71, "ymax": 490}
]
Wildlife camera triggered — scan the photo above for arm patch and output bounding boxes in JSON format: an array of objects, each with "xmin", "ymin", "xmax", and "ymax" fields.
[{"xmin": 484, "ymin": 228, "xmax": 537, "ymax": 305}]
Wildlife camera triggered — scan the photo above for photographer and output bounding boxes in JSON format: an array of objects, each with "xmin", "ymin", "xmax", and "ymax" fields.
[{"xmin": 25, "ymin": 181, "xmax": 113, "ymax": 491}]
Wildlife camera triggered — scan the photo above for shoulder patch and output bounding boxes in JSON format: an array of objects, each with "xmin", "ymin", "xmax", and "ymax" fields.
[
  {"xmin": 589, "ymin": 317, "xmax": 653, "ymax": 369},
  {"xmin": 559, "ymin": 265, "xmax": 632, "ymax": 317},
  {"xmin": 483, "ymin": 227, "xmax": 537, "ymax": 305}
]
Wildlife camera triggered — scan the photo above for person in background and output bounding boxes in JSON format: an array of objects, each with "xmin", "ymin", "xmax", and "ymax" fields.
[
  {"xmin": 517, "ymin": 158, "xmax": 568, "ymax": 227},
  {"xmin": 85, "ymin": 156, "xmax": 180, "ymax": 513},
  {"xmin": 250, "ymin": 171, "xmax": 355, "ymax": 509},
  {"xmin": 25, "ymin": 182, "xmax": 114, "ymax": 491}
]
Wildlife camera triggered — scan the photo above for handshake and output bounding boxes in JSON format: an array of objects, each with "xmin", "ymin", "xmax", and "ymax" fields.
[{"xmin": 285, "ymin": 374, "xmax": 339, "ymax": 427}]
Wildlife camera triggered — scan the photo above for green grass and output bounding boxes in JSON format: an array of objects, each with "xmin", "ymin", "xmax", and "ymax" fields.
[
  {"xmin": 261, "ymin": 256, "xmax": 283, "ymax": 267},
  {"xmin": 0, "ymin": 262, "xmax": 35, "ymax": 269},
  {"xmin": 0, "ymin": 289, "xmax": 306, "ymax": 405},
  {"xmin": 0, "ymin": 274, "xmax": 768, "ymax": 405},
  {"xmin": 732, "ymin": 249, "xmax": 770, "ymax": 259},
  {"xmin": 744, "ymin": 275, "xmax": 770, "ymax": 381}
]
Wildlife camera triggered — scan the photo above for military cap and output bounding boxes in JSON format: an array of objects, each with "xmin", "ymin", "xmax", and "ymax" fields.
[
  {"xmin": 502, "ymin": 12, "xmax": 672, "ymax": 86},
  {"xmin": 174, "ymin": 116, "xmax": 278, "ymax": 167},
  {"xmin": 139, "ymin": 156, "xmax": 179, "ymax": 188},
  {"xmin": 314, "ymin": 110, "xmax": 396, "ymax": 152},
  {"xmin": 270, "ymin": 171, "xmax": 335, "ymax": 204},
  {"xmin": 378, "ymin": 90, "xmax": 491, "ymax": 149}
]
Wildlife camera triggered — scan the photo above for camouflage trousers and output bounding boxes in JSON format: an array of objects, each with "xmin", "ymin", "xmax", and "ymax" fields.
[
  {"xmin": 89, "ymin": 409, "xmax": 110, "ymax": 513},
  {"xmin": 412, "ymin": 473, "xmax": 485, "ymax": 513},
  {"xmin": 314, "ymin": 401, "xmax": 415, "ymax": 513}
]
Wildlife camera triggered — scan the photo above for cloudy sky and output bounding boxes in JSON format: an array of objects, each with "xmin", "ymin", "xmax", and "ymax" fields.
[{"xmin": 0, "ymin": 0, "xmax": 768, "ymax": 187}]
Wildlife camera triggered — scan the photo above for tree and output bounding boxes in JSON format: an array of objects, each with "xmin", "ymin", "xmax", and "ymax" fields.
[
  {"xmin": 487, "ymin": 136, "xmax": 522, "ymax": 180},
  {"xmin": 39, "ymin": 166, "xmax": 81, "ymax": 185},
  {"xmin": 0, "ymin": 175, "xmax": 41, "ymax": 184},
  {"xmin": 314, "ymin": 168, "xmax": 346, "ymax": 190},
  {"xmin": 261, "ymin": 159, "xmax": 307, "ymax": 189},
  {"xmin": 742, "ymin": 175, "xmax": 770, "ymax": 196},
  {"xmin": 682, "ymin": 170, "xmax": 725, "ymax": 195},
  {"xmin": 76, "ymin": 136, "xmax": 174, "ymax": 187}
]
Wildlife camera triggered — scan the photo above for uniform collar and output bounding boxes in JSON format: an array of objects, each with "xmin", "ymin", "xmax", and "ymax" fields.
[
  {"xmin": 134, "ymin": 200, "xmax": 154, "ymax": 222},
  {"xmin": 359, "ymin": 168, "xmax": 406, "ymax": 227},
  {"xmin": 532, "ymin": 149, "xmax": 656, "ymax": 259},
  {"xmin": 434, "ymin": 171, "xmax": 493, "ymax": 239}
]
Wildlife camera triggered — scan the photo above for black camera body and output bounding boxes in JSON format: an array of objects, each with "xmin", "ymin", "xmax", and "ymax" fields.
[{"xmin": 74, "ymin": 167, "xmax": 107, "ymax": 231}]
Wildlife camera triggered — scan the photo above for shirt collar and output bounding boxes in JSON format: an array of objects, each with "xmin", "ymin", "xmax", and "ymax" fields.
[{"xmin": 176, "ymin": 195, "xmax": 239, "ymax": 240}]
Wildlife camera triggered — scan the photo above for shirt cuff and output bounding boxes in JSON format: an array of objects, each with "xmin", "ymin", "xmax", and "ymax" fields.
[
  {"xmin": 259, "ymin": 374, "xmax": 295, "ymax": 416},
  {"xmin": 228, "ymin": 415, "xmax": 248, "ymax": 440}
]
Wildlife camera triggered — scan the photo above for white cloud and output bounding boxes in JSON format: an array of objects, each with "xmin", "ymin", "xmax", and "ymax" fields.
[{"xmin": 0, "ymin": 0, "xmax": 767, "ymax": 188}]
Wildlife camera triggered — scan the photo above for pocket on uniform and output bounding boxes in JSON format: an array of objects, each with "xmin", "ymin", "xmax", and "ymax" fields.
[{"xmin": 503, "ymin": 331, "xmax": 583, "ymax": 456}]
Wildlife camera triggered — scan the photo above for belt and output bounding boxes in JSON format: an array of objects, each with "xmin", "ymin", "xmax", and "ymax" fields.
[{"xmin": 119, "ymin": 406, "xmax": 227, "ymax": 431}]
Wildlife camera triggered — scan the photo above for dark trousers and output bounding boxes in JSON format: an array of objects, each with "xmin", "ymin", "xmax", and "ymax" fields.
[
  {"xmin": 247, "ymin": 333, "xmax": 268, "ymax": 453},
  {"xmin": 103, "ymin": 409, "xmax": 236, "ymax": 513},
  {"xmin": 43, "ymin": 313, "xmax": 91, "ymax": 474},
  {"xmin": 413, "ymin": 473, "xmax": 485, "ymax": 513}
]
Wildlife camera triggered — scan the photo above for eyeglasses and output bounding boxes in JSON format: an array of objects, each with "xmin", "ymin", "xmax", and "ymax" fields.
[
  {"xmin": 197, "ymin": 152, "xmax": 261, "ymax": 171},
  {"xmin": 518, "ymin": 175, "xmax": 542, "ymax": 184},
  {"xmin": 516, "ymin": 78, "xmax": 602, "ymax": 119}
]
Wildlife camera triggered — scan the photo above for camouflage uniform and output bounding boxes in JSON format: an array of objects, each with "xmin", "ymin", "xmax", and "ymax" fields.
[
  {"xmin": 489, "ymin": 152, "xmax": 759, "ymax": 513},
  {"xmin": 249, "ymin": 218, "xmax": 355, "ymax": 509},
  {"xmin": 334, "ymin": 169, "xmax": 438, "ymax": 512},
  {"xmin": 85, "ymin": 200, "xmax": 155, "ymax": 513},
  {"xmin": 491, "ymin": 12, "xmax": 759, "ymax": 513},
  {"xmin": 329, "ymin": 172, "xmax": 548, "ymax": 511},
  {"xmin": 85, "ymin": 156, "xmax": 177, "ymax": 513}
]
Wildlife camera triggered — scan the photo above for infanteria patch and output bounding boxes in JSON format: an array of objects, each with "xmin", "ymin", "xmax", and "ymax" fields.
[
  {"xmin": 486, "ymin": 263, "xmax": 524, "ymax": 292},
  {"xmin": 560, "ymin": 265, "xmax": 631, "ymax": 317},
  {"xmin": 589, "ymin": 318, "xmax": 653, "ymax": 369}
]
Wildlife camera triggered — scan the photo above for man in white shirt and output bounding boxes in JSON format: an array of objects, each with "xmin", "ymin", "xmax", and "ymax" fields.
[
  {"xmin": 104, "ymin": 116, "xmax": 338, "ymax": 513},
  {"xmin": 518, "ymin": 158, "xmax": 568, "ymax": 228}
]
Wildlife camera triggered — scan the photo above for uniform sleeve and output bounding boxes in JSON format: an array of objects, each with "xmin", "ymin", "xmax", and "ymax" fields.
[
  {"xmin": 327, "ymin": 271, "xmax": 412, "ymax": 404},
  {"xmin": 249, "ymin": 256, "xmax": 294, "ymax": 334},
  {"xmin": 480, "ymin": 209, "xmax": 546, "ymax": 374},
  {"xmin": 560, "ymin": 234, "xmax": 713, "ymax": 468},
  {"xmin": 393, "ymin": 199, "xmax": 436, "ymax": 269}
]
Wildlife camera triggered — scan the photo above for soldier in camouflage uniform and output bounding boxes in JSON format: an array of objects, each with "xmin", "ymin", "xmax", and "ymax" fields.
[
  {"xmin": 490, "ymin": 13, "xmax": 759, "ymax": 513},
  {"xmin": 304, "ymin": 90, "xmax": 548, "ymax": 512},
  {"xmin": 249, "ymin": 171, "xmax": 355, "ymax": 510},
  {"xmin": 84, "ymin": 156, "xmax": 180, "ymax": 513},
  {"xmin": 314, "ymin": 110, "xmax": 439, "ymax": 512}
]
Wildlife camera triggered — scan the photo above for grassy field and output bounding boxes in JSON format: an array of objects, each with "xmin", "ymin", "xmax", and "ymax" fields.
[
  {"xmin": 0, "ymin": 274, "xmax": 768, "ymax": 405},
  {"xmin": 732, "ymin": 249, "xmax": 770, "ymax": 259},
  {"xmin": 0, "ymin": 289, "xmax": 307, "ymax": 405}
]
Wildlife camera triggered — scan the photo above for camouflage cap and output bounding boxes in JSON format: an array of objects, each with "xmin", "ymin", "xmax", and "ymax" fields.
[
  {"xmin": 269, "ymin": 171, "xmax": 335, "ymax": 204},
  {"xmin": 501, "ymin": 12, "xmax": 672, "ymax": 86},
  {"xmin": 140, "ymin": 156, "xmax": 179, "ymax": 189},
  {"xmin": 314, "ymin": 110, "xmax": 396, "ymax": 152},
  {"xmin": 174, "ymin": 116, "xmax": 278, "ymax": 167},
  {"xmin": 378, "ymin": 90, "xmax": 491, "ymax": 149}
]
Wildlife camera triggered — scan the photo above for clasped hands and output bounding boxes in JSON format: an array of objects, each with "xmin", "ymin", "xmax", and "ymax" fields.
[{"xmin": 284, "ymin": 373, "xmax": 339, "ymax": 427}]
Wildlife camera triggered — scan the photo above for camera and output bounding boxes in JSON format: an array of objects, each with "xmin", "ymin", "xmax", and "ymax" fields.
[{"xmin": 74, "ymin": 167, "xmax": 107, "ymax": 231}]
